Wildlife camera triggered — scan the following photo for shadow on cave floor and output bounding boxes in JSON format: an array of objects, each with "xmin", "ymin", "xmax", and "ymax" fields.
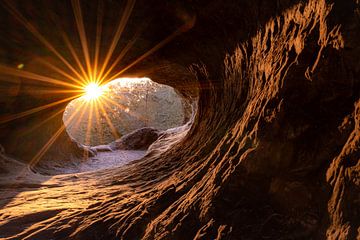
[
  {"xmin": 0, "ymin": 169, "xmax": 100, "ymax": 239},
  {"xmin": 0, "ymin": 132, "xmax": 147, "ymax": 229},
  {"xmin": 0, "ymin": 137, "xmax": 147, "ymax": 238},
  {"xmin": 0, "ymin": 148, "xmax": 145, "ymax": 212},
  {"xmin": 0, "ymin": 151, "xmax": 143, "ymax": 238},
  {"xmin": 0, "ymin": 122, "xmax": 191, "ymax": 238}
]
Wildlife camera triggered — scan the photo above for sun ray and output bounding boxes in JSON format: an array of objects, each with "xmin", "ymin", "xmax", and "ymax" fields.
[
  {"xmin": 0, "ymin": 64, "xmax": 82, "ymax": 89},
  {"xmin": 83, "ymin": 99, "xmax": 94, "ymax": 158},
  {"xmin": 102, "ymin": 95, "xmax": 146, "ymax": 121},
  {"xmin": 97, "ymin": 0, "xmax": 136, "ymax": 82},
  {"xmin": 0, "ymin": 94, "xmax": 82, "ymax": 125},
  {"xmin": 98, "ymin": 101, "xmax": 120, "ymax": 140},
  {"xmin": 71, "ymin": 0, "xmax": 92, "ymax": 82},
  {"xmin": 66, "ymin": 101, "xmax": 89, "ymax": 135},
  {"xmin": 84, "ymin": 99, "xmax": 94, "ymax": 146},
  {"xmin": 98, "ymin": 36, "xmax": 137, "ymax": 85},
  {"xmin": 93, "ymin": 0, "xmax": 104, "ymax": 84},
  {"xmin": 0, "ymin": 88, "xmax": 83, "ymax": 96},
  {"xmin": 36, "ymin": 58, "xmax": 86, "ymax": 87},
  {"xmin": 22, "ymin": 100, "xmax": 87, "ymax": 138},
  {"xmin": 0, "ymin": 0, "xmax": 194, "ymax": 166},
  {"xmin": 25, "ymin": 89, "xmax": 84, "ymax": 95},
  {"xmin": 93, "ymin": 99, "xmax": 105, "ymax": 145},
  {"xmin": 61, "ymin": 32, "xmax": 89, "ymax": 83},
  {"xmin": 82, "ymin": 82, "xmax": 106, "ymax": 101},
  {"xmin": 107, "ymin": 23, "xmax": 191, "ymax": 81},
  {"xmin": 19, "ymin": 108, "xmax": 65, "ymax": 137},
  {"xmin": 2, "ymin": 1, "xmax": 84, "ymax": 83},
  {"xmin": 28, "ymin": 102, "xmax": 83, "ymax": 168},
  {"xmin": 28, "ymin": 124, "xmax": 66, "ymax": 168},
  {"xmin": 101, "ymin": 97, "xmax": 131, "ymax": 134}
]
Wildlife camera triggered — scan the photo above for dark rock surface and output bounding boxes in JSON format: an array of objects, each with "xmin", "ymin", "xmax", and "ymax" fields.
[{"xmin": 0, "ymin": 0, "xmax": 359, "ymax": 239}]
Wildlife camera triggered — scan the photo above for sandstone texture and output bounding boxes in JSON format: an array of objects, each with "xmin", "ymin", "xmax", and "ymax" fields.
[{"xmin": 0, "ymin": 0, "xmax": 359, "ymax": 239}]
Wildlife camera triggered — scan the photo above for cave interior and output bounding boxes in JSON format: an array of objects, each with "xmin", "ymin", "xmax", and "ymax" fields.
[{"xmin": 0, "ymin": 0, "xmax": 359, "ymax": 239}]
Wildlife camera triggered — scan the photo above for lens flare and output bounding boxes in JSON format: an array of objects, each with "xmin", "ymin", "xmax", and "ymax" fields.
[
  {"xmin": 0, "ymin": 0, "xmax": 191, "ymax": 166},
  {"xmin": 83, "ymin": 82, "xmax": 105, "ymax": 101}
]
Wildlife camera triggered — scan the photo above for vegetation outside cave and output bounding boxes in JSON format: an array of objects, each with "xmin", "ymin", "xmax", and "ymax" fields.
[{"xmin": 63, "ymin": 77, "xmax": 190, "ymax": 146}]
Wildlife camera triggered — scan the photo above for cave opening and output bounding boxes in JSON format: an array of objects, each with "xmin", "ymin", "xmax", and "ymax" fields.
[
  {"xmin": 60, "ymin": 77, "xmax": 193, "ymax": 173},
  {"xmin": 0, "ymin": 0, "xmax": 359, "ymax": 239},
  {"xmin": 64, "ymin": 77, "xmax": 191, "ymax": 147}
]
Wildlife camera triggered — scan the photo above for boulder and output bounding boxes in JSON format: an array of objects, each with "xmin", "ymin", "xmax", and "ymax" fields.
[{"xmin": 110, "ymin": 127, "xmax": 161, "ymax": 150}]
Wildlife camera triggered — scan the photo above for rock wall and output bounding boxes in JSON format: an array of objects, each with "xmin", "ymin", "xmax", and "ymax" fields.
[{"xmin": 0, "ymin": 0, "xmax": 359, "ymax": 239}]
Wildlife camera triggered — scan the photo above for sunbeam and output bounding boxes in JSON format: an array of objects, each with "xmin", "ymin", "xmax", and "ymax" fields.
[
  {"xmin": 84, "ymin": 99, "xmax": 94, "ymax": 157},
  {"xmin": 0, "ymin": 64, "xmax": 82, "ymax": 89},
  {"xmin": 20, "ymin": 108, "xmax": 66, "ymax": 137},
  {"xmin": 83, "ymin": 82, "xmax": 106, "ymax": 101},
  {"xmin": 71, "ymin": 0, "xmax": 92, "ymax": 82},
  {"xmin": 28, "ymin": 125, "xmax": 66, "ymax": 168},
  {"xmin": 36, "ymin": 58, "xmax": 86, "ymax": 87},
  {"xmin": 0, "ymin": 0, "xmax": 190, "ymax": 167},
  {"xmin": 0, "ymin": 94, "xmax": 82, "ymax": 125},
  {"xmin": 93, "ymin": 99, "xmax": 105, "ymax": 145},
  {"xmin": 102, "ymin": 95, "xmax": 146, "ymax": 121},
  {"xmin": 93, "ymin": 0, "xmax": 104, "ymax": 84},
  {"xmin": 28, "ymin": 101, "xmax": 85, "ymax": 168},
  {"xmin": 2, "ymin": 0, "xmax": 85, "ymax": 83},
  {"xmin": 61, "ymin": 32, "xmax": 90, "ymax": 83},
  {"xmin": 98, "ymin": 35, "xmax": 138, "ymax": 84},
  {"xmin": 106, "ymin": 21, "xmax": 192, "ymax": 82},
  {"xmin": 97, "ymin": 0, "xmax": 136, "ymax": 82},
  {"xmin": 98, "ymin": 101, "xmax": 120, "ymax": 140},
  {"xmin": 67, "ymin": 100, "xmax": 89, "ymax": 135}
]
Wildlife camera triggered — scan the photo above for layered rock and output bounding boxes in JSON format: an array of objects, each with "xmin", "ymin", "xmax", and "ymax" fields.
[{"xmin": 0, "ymin": 0, "xmax": 359, "ymax": 239}]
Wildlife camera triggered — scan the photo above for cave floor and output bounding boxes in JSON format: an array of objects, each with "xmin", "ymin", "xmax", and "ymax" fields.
[
  {"xmin": 0, "ymin": 150, "xmax": 146, "ymax": 238},
  {"xmin": 65, "ymin": 149, "xmax": 146, "ymax": 174}
]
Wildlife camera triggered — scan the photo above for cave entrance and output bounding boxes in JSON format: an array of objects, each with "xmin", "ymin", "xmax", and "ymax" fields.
[{"xmin": 63, "ymin": 77, "xmax": 189, "ymax": 148}]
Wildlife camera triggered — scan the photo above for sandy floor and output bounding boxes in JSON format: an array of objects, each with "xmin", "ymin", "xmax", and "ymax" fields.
[
  {"xmin": 0, "ymin": 150, "xmax": 146, "ymax": 239},
  {"xmin": 64, "ymin": 150, "xmax": 146, "ymax": 173},
  {"xmin": 0, "ymin": 124, "xmax": 189, "ymax": 239}
]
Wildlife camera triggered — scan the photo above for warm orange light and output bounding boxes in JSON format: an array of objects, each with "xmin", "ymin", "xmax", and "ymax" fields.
[{"xmin": 83, "ymin": 82, "xmax": 105, "ymax": 101}]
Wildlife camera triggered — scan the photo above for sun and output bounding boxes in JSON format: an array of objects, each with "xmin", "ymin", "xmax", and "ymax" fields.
[{"xmin": 83, "ymin": 82, "xmax": 105, "ymax": 101}]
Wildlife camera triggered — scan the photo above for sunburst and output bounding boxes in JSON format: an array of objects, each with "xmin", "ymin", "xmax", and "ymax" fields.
[
  {"xmin": 83, "ymin": 83, "xmax": 106, "ymax": 101},
  {"xmin": 0, "ymin": 0, "xmax": 193, "ymax": 167}
]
